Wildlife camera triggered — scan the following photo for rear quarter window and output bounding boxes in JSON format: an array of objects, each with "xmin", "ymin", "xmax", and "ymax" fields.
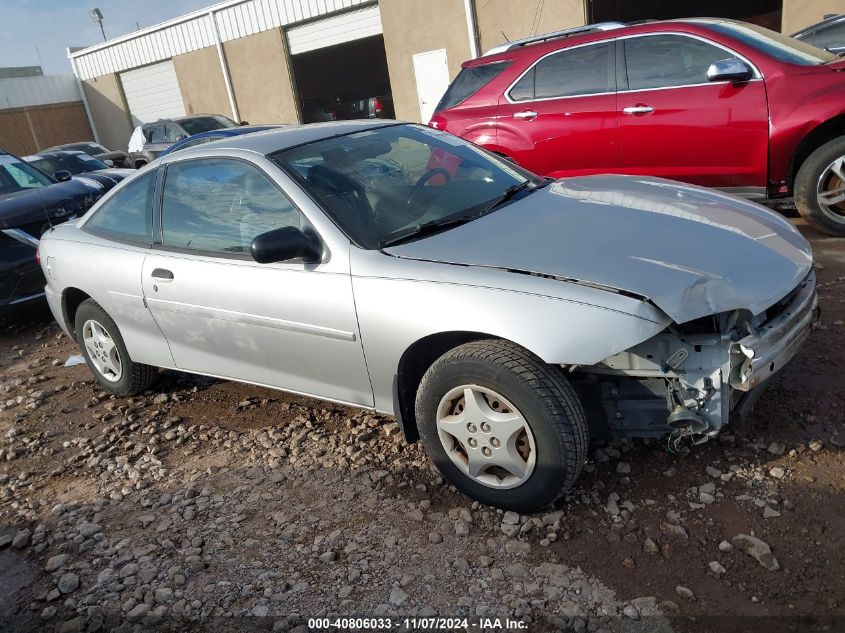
[
  {"xmin": 84, "ymin": 171, "xmax": 155, "ymax": 243},
  {"xmin": 436, "ymin": 61, "xmax": 513, "ymax": 111}
]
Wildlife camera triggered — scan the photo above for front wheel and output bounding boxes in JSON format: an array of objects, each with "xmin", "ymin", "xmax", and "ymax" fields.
[
  {"xmin": 415, "ymin": 339, "xmax": 588, "ymax": 512},
  {"xmin": 794, "ymin": 137, "xmax": 845, "ymax": 236}
]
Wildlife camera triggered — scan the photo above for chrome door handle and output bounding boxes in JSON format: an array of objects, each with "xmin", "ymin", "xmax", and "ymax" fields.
[
  {"xmin": 151, "ymin": 268, "xmax": 174, "ymax": 281},
  {"xmin": 513, "ymin": 110, "xmax": 538, "ymax": 120},
  {"xmin": 622, "ymin": 105, "xmax": 655, "ymax": 115}
]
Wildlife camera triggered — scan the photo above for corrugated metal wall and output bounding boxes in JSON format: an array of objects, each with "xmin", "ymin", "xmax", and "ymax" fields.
[
  {"xmin": 70, "ymin": 0, "xmax": 374, "ymax": 80},
  {"xmin": 0, "ymin": 75, "xmax": 81, "ymax": 109}
]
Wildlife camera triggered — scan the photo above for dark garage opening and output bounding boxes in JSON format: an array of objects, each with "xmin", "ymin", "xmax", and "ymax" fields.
[
  {"xmin": 291, "ymin": 34, "xmax": 394, "ymax": 123},
  {"xmin": 588, "ymin": 0, "xmax": 783, "ymax": 32}
]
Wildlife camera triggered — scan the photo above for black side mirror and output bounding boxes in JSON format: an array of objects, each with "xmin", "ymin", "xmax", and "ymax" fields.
[
  {"xmin": 54, "ymin": 170, "xmax": 73, "ymax": 182},
  {"xmin": 707, "ymin": 58, "xmax": 753, "ymax": 83},
  {"xmin": 250, "ymin": 226, "xmax": 322, "ymax": 264},
  {"xmin": 240, "ymin": 120, "xmax": 250, "ymax": 125}
]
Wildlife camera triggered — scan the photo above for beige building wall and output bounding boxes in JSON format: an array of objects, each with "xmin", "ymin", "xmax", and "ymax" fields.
[
  {"xmin": 380, "ymin": 0, "xmax": 473, "ymax": 122},
  {"xmin": 782, "ymin": 0, "xmax": 845, "ymax": 32},
  {"xmin": 0, "ymin": 102, "xmax": 93, "ymax": 155},
  {"xmin": 225, "ymin": 28, "xmax": 300, "ymax": 124},
  {"xmin": 173, "ymin": 46, "xmax": 233, "ymax": 118},
  {"xmin": 475, "ymin": 0, "xmax": 586, "ymax": 53},
  {"xmin": 81, "ymin": 73, "xmax": 133, "ymax": 151}
]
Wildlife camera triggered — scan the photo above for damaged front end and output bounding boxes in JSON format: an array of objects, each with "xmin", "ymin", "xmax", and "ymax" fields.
[{"xmin": 571, "ymin": 271, "xmax": 819, "ymax": 449}]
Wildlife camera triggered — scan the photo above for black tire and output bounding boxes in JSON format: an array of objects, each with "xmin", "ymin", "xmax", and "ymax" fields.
[
  {"xmin": 74, "ymin": 299, "xmax": 157, "ymax": 396},
  {"xmin": 794, "ymin": 136, "xmax": 845, "ymax": 236},
  {"xmin": 415, "ymin": 339, "xmax": 588, "ymax": 512}
]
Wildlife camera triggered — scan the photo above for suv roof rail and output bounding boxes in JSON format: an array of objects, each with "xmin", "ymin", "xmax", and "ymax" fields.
[{"xmin": 483, "ymin": 22, "xmax": 627, "ymax": 55}]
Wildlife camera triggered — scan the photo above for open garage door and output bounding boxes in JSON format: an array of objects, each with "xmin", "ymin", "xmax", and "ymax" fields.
[
  {"xmin": 287, "ymin": 6, "xmax": 393, "ymax": 124},
  {"xmin": 120, "ymin": 60, "xmax": 185, "ymax": 126}
]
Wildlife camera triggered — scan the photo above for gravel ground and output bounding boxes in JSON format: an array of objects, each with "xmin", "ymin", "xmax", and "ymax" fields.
[{"xmin": 1, "ymin": 214, "xmax": 843, "ymax": 633}]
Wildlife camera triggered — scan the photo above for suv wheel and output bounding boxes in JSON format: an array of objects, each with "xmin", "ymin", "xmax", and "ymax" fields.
[
  {"xmin": 74, "ymin": 299, "xmax": 158, "ymax": 396},
  {"xmin": 794, "ymin": 136, "xmax": 845, "ymax": 236},
  {"xmin": 415, "ymin": 339, "xmax": 588, "ymax": 512}
]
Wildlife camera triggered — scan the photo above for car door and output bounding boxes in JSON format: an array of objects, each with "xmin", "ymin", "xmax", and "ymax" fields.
[
  {"xmin": 495, "ymin": 40, "xmax": 619, "ymax": 179},
  {"xmin": 75, "ymin": 169, "xmax": 176, "ymax": 368},
  {"xmin": 617, "ymin": 33, "xmax": 769, "ymax": 190},
  {"xmin": 140, "ymin": 155, "xmax": 374, "ymax": 406}
]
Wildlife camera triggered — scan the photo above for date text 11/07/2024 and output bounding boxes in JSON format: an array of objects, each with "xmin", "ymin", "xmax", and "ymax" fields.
[{"xmin": 307, "ymin": 617, "xmax": 529, "ymax": 630}]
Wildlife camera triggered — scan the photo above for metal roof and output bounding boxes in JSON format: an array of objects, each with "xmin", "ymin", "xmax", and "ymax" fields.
[{"xmin": 68, "ymin": 0, "xmax": 374, "ymax": 81}]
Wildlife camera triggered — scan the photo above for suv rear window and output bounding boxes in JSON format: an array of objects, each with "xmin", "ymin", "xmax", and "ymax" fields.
[{"xmin": 436, "ymin": 61, "xmax": 512, "ymax": 111}]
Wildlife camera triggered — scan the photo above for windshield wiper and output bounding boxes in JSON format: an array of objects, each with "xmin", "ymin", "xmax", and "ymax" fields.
[
  {"xmin": 477, "ymin": 179, "xmax": 551, "ymax": 217},
  {"xmin": 379, "ymin": 215, "xmax": 474, "ymax": 249},
  {"xmin": 378, "ymin": 180, "xmax": 548, "ymax": 249}
]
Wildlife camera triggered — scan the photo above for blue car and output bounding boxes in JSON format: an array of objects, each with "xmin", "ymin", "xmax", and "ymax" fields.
[{"xmin": 160, "ymin": 125, "xmax": 281, "ymax": 156}]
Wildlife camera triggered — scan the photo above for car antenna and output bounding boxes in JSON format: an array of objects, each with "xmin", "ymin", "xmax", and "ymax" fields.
[
  {"xmin": 31, "ymin": 161, "xmax": 56, "ymax": 230},
  {"xmin": 501, "ymin": 31, "xmax": 510, "ymax": 42}
]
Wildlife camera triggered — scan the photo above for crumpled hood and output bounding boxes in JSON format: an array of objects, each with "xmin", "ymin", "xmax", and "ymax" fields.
[{"xmin": 386, "ymin": 175, "xmax": 813, "ymax": 324}]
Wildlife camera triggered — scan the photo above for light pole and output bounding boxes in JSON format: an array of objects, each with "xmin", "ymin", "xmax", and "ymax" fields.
[{"xmin": 89, "ymin": 8, "xmax": 106, "ymax": 42}]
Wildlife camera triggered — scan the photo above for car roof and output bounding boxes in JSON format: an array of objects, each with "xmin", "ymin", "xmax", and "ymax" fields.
[
  {"xmin": 168, "ymin": 120, "xmax": 400, "ymax": 156},
  {"xmin": 467, "ymin": 17, "xmax": 745, "ymax": 65},
  {"xmin": 23, "ymin": 150, "xmax": 89, "ymax": 160}
]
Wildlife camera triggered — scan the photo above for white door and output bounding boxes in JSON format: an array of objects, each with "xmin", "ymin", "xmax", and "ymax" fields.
[
  {"xmin": 120, "ymin": 60, "xmax": 185, "ymax": 126},
  {"xmin": 413, "ymin": 49, "xmax": 450, "ymax": 124}
]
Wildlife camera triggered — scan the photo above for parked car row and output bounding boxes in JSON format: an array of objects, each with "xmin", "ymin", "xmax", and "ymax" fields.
[
  {"xmin": 0, "ymin": 151, "xmax": 104, "ymax": 311},
  {"xmin": 430, "ymin": 18, "xmax": 845, "ymax": 235}
]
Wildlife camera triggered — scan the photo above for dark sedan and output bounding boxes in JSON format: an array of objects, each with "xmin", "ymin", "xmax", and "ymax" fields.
[
  {"xmin": 24, "ymin": 150, "xmax": 134, "ymax": 193},
  {"xmin": 46, "ymin": 141, "xmax": 135, "ymax": 169},
  {"xmin": 0, "ymin": 151, "xmax": 102, "ymax": 311}
]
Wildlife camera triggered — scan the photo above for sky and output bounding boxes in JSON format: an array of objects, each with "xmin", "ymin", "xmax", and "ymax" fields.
[{"xmin": 0, "ymin": 0, "xmax": 217, "ymax": 75}]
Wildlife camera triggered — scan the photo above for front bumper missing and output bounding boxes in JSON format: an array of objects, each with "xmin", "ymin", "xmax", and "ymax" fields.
[{"xmin": 729, "ymin": 271, "xmax": 818, "ymax": 392}]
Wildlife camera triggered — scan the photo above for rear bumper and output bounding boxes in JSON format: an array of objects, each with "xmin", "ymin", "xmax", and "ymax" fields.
[{"xmin": 729, "ymin": 271, "xmax": 818, "ymax": 392}]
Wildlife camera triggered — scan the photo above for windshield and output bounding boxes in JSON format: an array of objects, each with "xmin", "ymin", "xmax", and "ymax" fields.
[
  {"xmin": 706, "ymin": 21, "xmax": 837, "ymax": 65},
  {"xmin": 178, "ymin": 115, "xmax": 237, "ymax": 136},
  {"xmin": 29, "ymin": 154, "xmax": 107, "ymax": 177},
  {"xmin": 270, "ymin": 124, "xmax": 538, "ymax": 249},
  {"xmin": 0, "ymin": 154, "xmax": 54, "ymax": 195}
]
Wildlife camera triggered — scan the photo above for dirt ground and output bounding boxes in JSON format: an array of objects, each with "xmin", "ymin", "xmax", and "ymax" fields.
[{"xmin": 1, "ymin": 213, "xmax": 843, "ymax": 633}]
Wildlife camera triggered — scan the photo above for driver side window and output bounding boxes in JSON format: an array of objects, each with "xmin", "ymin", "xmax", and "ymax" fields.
[{"xmin": 160, "ymin": 158, "xmax": 307, "ymax": 256}]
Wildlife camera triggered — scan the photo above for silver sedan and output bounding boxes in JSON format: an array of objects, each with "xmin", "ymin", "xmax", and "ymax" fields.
[{"xmin": 38, "ymin": 121, "xmax": 817, "ymax": 511}]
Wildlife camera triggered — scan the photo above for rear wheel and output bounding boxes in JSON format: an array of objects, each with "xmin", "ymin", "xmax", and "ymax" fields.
[
  {"xmin": 794, "ymin": 137, "xmax": 845, "ymax": 236},
  {"xmin": 415, "ymin": 339, "xmax": 588, "ymax": 512},
  {"xmin": 74, "ymin": 299, "xmax": 157, "ymax": 396}
]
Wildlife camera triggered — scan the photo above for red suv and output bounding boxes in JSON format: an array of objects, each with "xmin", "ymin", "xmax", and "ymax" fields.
[{"xmin": 430, "ymin": 19, "xmax": 845, "ymax": 235}]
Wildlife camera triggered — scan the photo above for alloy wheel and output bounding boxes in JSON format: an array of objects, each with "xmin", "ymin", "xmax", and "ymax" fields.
[
  {"xmin": 82, "ymin": 319, "xmax": 122, "ymax": 382},
  {"xmin": 816, "ymin": 155, "xmax": 845, "ymax": 225},
  {"xmin": 435, "ymin": 385, "xmax": 536, "ymax": 489}
]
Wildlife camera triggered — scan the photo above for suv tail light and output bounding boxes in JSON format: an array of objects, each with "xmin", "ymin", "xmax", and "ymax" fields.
[
  {"xmin": 428, "ymin": 114, "xmax": 446, "ymax": 130},
  {"xmin": 374, "ymin": 98, "xmax": 383, "ymax": 114}
]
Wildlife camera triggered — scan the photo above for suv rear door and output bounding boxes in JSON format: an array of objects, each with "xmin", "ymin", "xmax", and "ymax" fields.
[
  {"xmin": 617, "ymin": 33, "xmax": 769, "ymax": 191},
  {"xmin": 495, "ymin": 40, "xmax": 619, "ymax": 178}
]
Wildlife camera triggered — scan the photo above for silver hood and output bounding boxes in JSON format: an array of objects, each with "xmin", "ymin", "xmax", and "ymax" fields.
[{"xmin": 386, "ymin": 175, "xmax": 813, "ymax": 324}]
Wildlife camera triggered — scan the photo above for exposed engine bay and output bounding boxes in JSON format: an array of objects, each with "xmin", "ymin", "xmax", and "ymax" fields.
[{"xmin": 571, "ymin": 271, "xmax": 819, "ymax": 451}]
